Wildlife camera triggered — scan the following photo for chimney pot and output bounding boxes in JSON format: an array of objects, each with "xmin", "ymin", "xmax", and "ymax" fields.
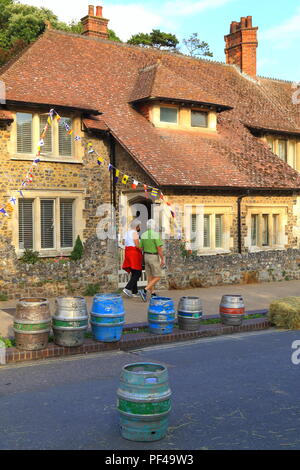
[
  {"xmin": 225, "ymin": 16, "xmax": 258, "ymax": 77},
  {"xmin": 96, "ymin": 6, "xmax": 103, "ymax": 17},
  {"xmin": 81, "ymin": 5, "xmax": 109, "ymax": 39}
]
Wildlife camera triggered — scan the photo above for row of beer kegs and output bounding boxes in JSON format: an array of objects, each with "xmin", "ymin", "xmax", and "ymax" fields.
[{"xmin": 12, "ymin": 294, "xmax": 245, "ymax": 351}]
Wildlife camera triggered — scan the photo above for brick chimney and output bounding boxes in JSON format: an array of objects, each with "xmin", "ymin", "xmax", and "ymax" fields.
[
  {"xmin": 225, "ymin": 16, "xmax": 258, "ymax": 77},
  {"xmin": 81, "ymin": 5, "xmax": 109, "ymax": 39}
]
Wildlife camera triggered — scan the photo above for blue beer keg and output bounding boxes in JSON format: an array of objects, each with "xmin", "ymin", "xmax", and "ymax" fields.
[
  {"xmin": 90, "ymin": 294, "xmax": 125, "ymax": 342},
  {"xmin": 147, "ymin": 297, "xmax": 175, "ymax": 335}
]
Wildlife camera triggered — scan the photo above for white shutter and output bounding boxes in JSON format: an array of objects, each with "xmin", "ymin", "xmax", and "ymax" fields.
[
  {"xmin": 41, "ymin": 200, "xmax": 54, "ymax": 249},
  {"xmin": 215, "ymin": 215, "xmax": 223, "ymax": 248},
  {"xmin": 40, "ymin": 115, "xmax": 53, "ymax": 155},
  {"xmin": 19, "ymin": 199, "xmax": 34, "ymax": 249},
  {"xmin": 60, "ymin": 199, "xmax": 74, "ymax": 248},
  {"xmin": 59, "ymin": 117, "xmax": 73, "ymax": 156},
  {"xmin": 17, "ymin": 113, "xmax": 32, "ymax": 154},
  {"xmin": 204, "ymin": 215, "xmax": 210, "ymax": 248}
]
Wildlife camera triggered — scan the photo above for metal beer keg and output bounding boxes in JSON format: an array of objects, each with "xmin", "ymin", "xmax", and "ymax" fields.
[
  {"xmin": 177, "ymin": 296, "xmax": 202, "ymax": 331},
  {"xmin": 14, "ymin": 298, "xmax": 51, "ymax": 350},
  {"xmin": 219, "ymin": 295, "xmax": 245, "ymax": 326},
  {"xmin": 52, "ymin": 297, "xmax": 88, "ymax": 347}
]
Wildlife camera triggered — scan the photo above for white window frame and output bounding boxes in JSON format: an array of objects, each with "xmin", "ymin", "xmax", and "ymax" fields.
[
  {"xmin": 185, "ymin": 205, "xmax": 232, "ymax": 255},
  {"xmin": 246, "ymin": 205, "xmax": 287, "ymax": 252},
  {"xmin": 9, "ymin": 111, "xmax": 83, "ymax": 163},
  {"xmin": 11, "ymin": 190, "xmax": 84, "ymax": 258}
]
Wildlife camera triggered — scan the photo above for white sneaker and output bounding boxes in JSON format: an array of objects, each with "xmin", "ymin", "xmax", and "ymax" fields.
[{"xmin": 123, "ymin": 288, "xmax": 133, "ymax": 297}]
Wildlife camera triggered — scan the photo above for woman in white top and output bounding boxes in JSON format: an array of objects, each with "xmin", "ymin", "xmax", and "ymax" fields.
[{"xmin": 122, "ymin": 219, "xmax": 143, "ymax": 297}]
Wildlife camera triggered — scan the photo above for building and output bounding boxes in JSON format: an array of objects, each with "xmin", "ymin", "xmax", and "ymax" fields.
[{"xmin": 0, "ymin": 6, "xmax": 300, "ymax": 298}]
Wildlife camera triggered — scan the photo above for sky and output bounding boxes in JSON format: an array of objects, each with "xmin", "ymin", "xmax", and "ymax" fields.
[{"xmin": 20, "ymin": 0, "xmax": 300, "ymax": 81}]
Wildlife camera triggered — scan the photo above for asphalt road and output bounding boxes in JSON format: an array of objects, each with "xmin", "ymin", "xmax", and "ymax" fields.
[{"xmin": 1, "ymin": 329, "xmax": 300, "ymax": 450}]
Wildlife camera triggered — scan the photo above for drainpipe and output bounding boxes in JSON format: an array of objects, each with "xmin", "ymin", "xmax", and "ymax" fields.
[
  {"xmin": 109, "ymin": 134, "xmax": 116, "ymax": 209},
  {"xmin": 237, "ymin": 191, "xmax": 250, "ymax": 254}
]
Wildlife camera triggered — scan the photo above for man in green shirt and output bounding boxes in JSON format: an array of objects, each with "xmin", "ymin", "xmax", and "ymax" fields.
[{"xmin": 139, "ymin": 219, "xmax": 165, "ymax": 302}]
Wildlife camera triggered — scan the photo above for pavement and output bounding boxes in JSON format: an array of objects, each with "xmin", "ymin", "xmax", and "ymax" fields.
[
  {"xmin": 1, "ymin": 329, "xmax": 300, "ymax": 450},
  {"xmin": 1, "ymin": 279, "xmax": 300, "ymax": 337}
]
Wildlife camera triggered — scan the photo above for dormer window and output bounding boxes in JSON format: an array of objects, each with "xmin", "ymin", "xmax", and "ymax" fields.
[
  {"xmin": 278, "ymin": 139, "xmax": 287, "ymax": 162},
  {"xmin": 160, "ymin": 107, "xmax": 178, "ymax": 124},
  {"xmin": 191, "ymin": 111, "xmax": 208, "ymax": 128}
]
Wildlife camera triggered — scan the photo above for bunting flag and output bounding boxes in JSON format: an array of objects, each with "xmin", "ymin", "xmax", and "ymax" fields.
[
  {"xmin": 143, "ymin": 184, "xmax": 149, "ymax": 199},
  {"xmin": 151, "ymin": 188, "xmax": 159, "ymax": 198},
  {"xmin": 114, "ymin": 169, "xmax": 120, "ymax": 183},
  {"xmin": 0, "ymin": 106, "xmax": 178, "ymax": 221}
]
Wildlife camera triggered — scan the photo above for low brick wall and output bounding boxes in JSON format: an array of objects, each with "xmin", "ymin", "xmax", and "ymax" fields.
[
  {"xmin": 4, "ymin": 316, "xmax": 271, "ymax": 364},
  {"xmin": 166, "ymin": 241, "xmax": 300, "ymax": 289}
]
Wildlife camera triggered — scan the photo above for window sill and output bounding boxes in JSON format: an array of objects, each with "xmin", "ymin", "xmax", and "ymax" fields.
[
  {"xmin": 11, "ymin": 154, "xmax": 83, "ymax": 164},
  {"xmin": 17, "ymin": 248, "xmax": 73, "ymax": 259},
  {"xmin": 248, "ymin": 246, "xmax": 286, "ymax": 253},
  {"xmin": 187, "ymin": 248, "xmax": 231, "ymax": 256}
]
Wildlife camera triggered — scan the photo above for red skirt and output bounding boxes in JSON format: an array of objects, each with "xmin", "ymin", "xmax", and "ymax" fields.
[{"xmin": 122, "ymin": 246, "xmax": 143, "ymax": 273}]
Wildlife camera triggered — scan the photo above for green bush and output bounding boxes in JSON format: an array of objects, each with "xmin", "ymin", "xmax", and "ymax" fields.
[
  {"xmin": 83, "ymin": 283, "xmax": 100, "ymax": 297},
  {"xmin": 70, "ymin": 235, "xmax": 84, "ymax": 261},
  {"xmin": 0, "ymin": 336, "xmax": 15, "ymax": 348},
  {"xmin": 20, "ymin": 249, "xmax": 40, "ymax": 264},
  {"xmin": 0, "ymin": 293, "xmax": 8, "ymax": 301}
]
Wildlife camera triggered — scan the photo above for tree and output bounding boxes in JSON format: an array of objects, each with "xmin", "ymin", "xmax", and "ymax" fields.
[
  {"xmin": 127, "ymin": 29, "xmax": 179, "ymax": 51},
  {"xmin": 182, "ymin": 33, "xmax": 213, "ymax": 58},
  {"xmin": 70, "ymin": 236, "xmax": 84, "ymax": 261},
  {"xmin": 108, "ymin": 29, "xmax": 121, "ymax": 42}
]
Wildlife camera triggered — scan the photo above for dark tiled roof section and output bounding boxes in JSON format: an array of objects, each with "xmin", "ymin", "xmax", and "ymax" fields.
[
  {"xmin": 130, "ymin": 61, "xmax": 230, "ymax": 108},
  {"xmin": 0, "ymin": 110, "xmax": 13, "ymax": 120},
  {"xmin": 1, "ymin": 30, "xmax": 300, "ymax": 188},
  {"xmin": 83, "ymin": 116, "xmax": 108, "ymax": 131}
]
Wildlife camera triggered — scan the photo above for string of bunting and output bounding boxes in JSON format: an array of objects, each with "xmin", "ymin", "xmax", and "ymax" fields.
[{"xmin": 0, "ymin": 108, "xmax": 176, "ymax": 220}]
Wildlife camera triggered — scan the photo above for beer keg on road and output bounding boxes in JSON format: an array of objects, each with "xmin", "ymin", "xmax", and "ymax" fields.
[
  {"xmin": 90, "ymin": 294, "xmax": 125, "ymax": 342},
  {"xmin": 117, "ymin": 362, "xmax": 172, "ymax": 442},
  {"xmin": 148, "ymin": 297, "xmax": 175, "ymax": 335},
  {"xmin": 219, "ymin": 295, "xmax": 245, "ymax": 326},
  {"xmin": 52, "ymin": 297, "xmax": 88, "ymax": 347},
  {"xmin": 14, "ymin": 298, "xmax": 51, "ymax": 350},
  {"xmin": 177, "ymin": 296, "xmax": 202, "ymax": 331}
]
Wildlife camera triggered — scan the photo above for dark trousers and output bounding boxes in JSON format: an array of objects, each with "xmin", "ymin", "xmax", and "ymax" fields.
[{"xmin": 125, "ymin": 269, "xmax": 142, "ymax": 294}]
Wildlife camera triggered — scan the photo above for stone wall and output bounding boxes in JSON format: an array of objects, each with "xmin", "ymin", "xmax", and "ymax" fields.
[{"xmin": 165, "ymin": 239, "xmax": 300, "ymax": 289}]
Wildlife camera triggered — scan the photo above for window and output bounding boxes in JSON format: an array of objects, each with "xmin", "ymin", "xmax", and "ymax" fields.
[
  {"xmin": 191, "ymin": 111, "xmax": 208, "ymax": 128},
  {"xmin": 41, "ymin": 200, "xmax": 54, "ymax": 249},
  {"xmin": 189, "ymin": 213, "xmax": 225, "ymax": 251},
  {"xmin": 19, "ymin": 199, "xmax": 34, "ymax": 249},
  {"xmin": 59, "ymin": 117, "xmax": 73, "ymax": 156},
  {"xmin": 215, "ymin": 215, "xmax": 223, "ymax": 248},
  {"xmin": 250, "ymin": 213, "xmax": 282, "ymax": 248},
  {"xmin": 40, "ymin": 115, "xmax": 53, "ymax": 155},
  {"xmin": 290, "ymin": 141, "xmax": 297, "ymax": 168},
  {"xmin": 16, "ymin": 112, "xmax": 76, "ymax": 159},
  {"xmin": 278, "ymin": 140, "xmax": 288, "ymax": 162},
  {"xmin": 204, "ymin": 215, "xmax": 210, "ymax": 248},
  {"xmin": 60, "ymin": 199, "xmax": 74, "ymax": 248},
  {"xmin": 251, "ymin": 215, "xmax": 258, "ymax": 246},
  {"xmin": 18, "ymin": 197, "xmax": 75, "ymax": 253},
  {"xmin": 273, "ymin": 214, "xmax": 280, "ymax": 245},
  {"xmin": 17, "ymin": 113, "xmax": 32, "ymax": 154},
  {"xmin": 266, "ymin": 136, "xmax": 275, "ymax": 153},
  {"xmin": 262, "ymin": 214, "xmax": 269, "ymax": 246},
  {"xmin": 160, "ymin": 107, "xmax": 178, "ymax": 124}
]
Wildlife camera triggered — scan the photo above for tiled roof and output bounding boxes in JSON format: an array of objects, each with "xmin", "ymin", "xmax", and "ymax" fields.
[
  {"xmin": 0, "ymin": 110, "xmax": 13, "ymax": 121},
  {"xmin": 129, "ymin": 61, "xmax": 230, "ymax": 109},
  {"xmin": 1, "ymin": 29, "xmax": 300, "ymax": 189}
]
